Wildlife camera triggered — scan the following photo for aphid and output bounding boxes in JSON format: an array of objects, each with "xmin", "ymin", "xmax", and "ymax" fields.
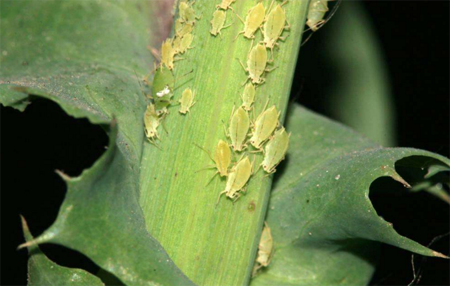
[
  {"xmin": 306, "ymin": 0, "xmax": 329, "ymax": 32},
  {"xmin": 179, "ymin": 88, "xmax": 196, "ymax": 114},
  {"xmin": 262, "ymin": 2, "xmax": 290, "ymax": 56},
  {"xmin": 175, "ymin": 19, "xmax": 194, "ymax": 38},
  {"xmin": 235, "ymin": 2, "xmax": 266, "ymax": 40},
  {"xmin": 152, "ymin": 66, "xmax": 175, "ymax": 115},
  {"xmin": 252, "ymin": 222, "xmax": 274, "ymax": 276},
  {"xmin": 210, "ymin": 10, "xmax": 232, "ymax": 37},
  {"xmin": 227, "ymin": 106, "xmax": 250, "ymax": 152},
  {"xmin": 249, "ymin": 104, "xmax": 279, "ymax": 150},
  {"xmin": 173, "ymin": 33, "xmax": 194, "ymax": 55},
  {"xmin": 218, "ymin": 156, "xmax": 253, "ymax": 203},
  {"xmin": 239, "ymin": 42, "xmax": 275, "ymax": 85},
  {"xmin": 216, "ymin": 0, "xmax": 236, "ymax": 11},
  {"xmin": 241, "ymin": 83, "xmax": 256, "ymax": 111},
  {"xmin": 161, "ymin": 39, "xmax": 177, "ymax": 70},
  {"xmin": 179, "ymin": 1, "xmax": 200, "ymax": 25},
  {"xmin": 261, "ymin": 127, "xmax": 289, "ymax": 174},
  {"xmin": 178, "ymin": 33, "xmax": 194, "ymax": 54},
  {"xmin": 195, "ymin": 139, "xmax": 232, "ymax": 178},
  {"xmin": 144, "ymin": 104, "xmax": 161, "ymax": 143}
]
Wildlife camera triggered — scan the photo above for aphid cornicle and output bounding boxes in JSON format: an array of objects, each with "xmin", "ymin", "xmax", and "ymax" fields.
[
  {"xmin": 239, "ymin": 42, "xmax": 275, "ymax": 85},
  {"xmin": 210, "ymin": 10, "xmax": 232, "ymax": 37},
  {"xmin": 179, "ymin": 1, "xmax": 200, "ymax": 25},
  {"xmin": 144, "ymin": 103, "xmax": 161, "ymax": 142},
  {"xmin": 252, "ymin": 222, "xmax": 274, "ymax": 276},
  {"xmin": 262, "ymin": 2, "xmax": 290, "ymax": 56},
  {"xmin": 306, "ymin": 0, "xmax": 329, "ymax": 32},
  {"xmin": 227, "ymin": 106, "xmax": 250, "ymax": 152},
  {"xmin": 235, "ymin": 2, "xmax": 266, "ymax": 39},
  {"xmin": 218, "ymin": 156, "xmax": 253, "ymax": 203},
  {"xmin": 217, "ymin": 0, "xmax": 236, "ymax": 11},
  {"xmin": 250, "ymin": 104, "xmax": 279, "ymax": 150},
  {"xmin": 262, "ymin": 127, "xmax": 289, "ymax": 174},
  {"xmin": 179, "ymin": 88, "xmax": 196, "ymax": 114},
  {"xmin": 241, "ymin": 83, "xmax": 256, "ymax": 111}
]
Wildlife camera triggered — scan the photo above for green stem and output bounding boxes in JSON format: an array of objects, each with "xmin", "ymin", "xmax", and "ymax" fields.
[{"xmin": 140, "ymin": 1, "xmax": 310, "ymax": 285}]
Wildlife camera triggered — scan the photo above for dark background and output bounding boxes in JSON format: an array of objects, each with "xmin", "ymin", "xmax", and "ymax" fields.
[{"xmin": 1, "ymin": 1, "xmax": 449, "ymax": 285}]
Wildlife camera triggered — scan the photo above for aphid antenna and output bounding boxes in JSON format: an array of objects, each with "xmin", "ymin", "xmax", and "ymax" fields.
[{"xmin": 193, "ymin": 142, "xmax": 215, "ymax": 163}]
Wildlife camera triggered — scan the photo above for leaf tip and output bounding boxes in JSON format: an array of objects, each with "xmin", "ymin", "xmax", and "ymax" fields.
[
  {"xmin": 55, "ymin": 169, "xmax": 72, "ymax": 182},
  {"xmin": 432, "ymin": 251, "xmax": 449, "ymax": 259}
]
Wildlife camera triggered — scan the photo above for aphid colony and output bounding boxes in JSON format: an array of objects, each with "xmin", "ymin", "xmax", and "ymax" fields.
[
  {"xmin": 144, "ymin": 0, "xmax": 199, "ymax": 144},
  {"xmin": 197, "ymin": 1, "xmax": 292, "ymax": 204}
]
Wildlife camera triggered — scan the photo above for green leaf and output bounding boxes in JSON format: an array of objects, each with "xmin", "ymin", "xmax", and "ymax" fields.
[
  {"xmin": 251, "ymin": 105, "xmax": 449, "ymax": 286},
  {"xmin": 1, "ymin": 1, "xmax": 193, "ymax": 285},
  {"xmin": 301, "ymin": 1, "xmax": 396, "ymax": 146},
  {"xmin": 21, "ymin": 216, "xmax": 104, "ymax": 286}
]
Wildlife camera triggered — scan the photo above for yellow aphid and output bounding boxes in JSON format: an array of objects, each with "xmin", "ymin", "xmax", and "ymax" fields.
[
  {"xmin": 262, "ymin": 127, "xmax": 289, "ymax": 174},
  {"xmin": 218, "ymin": 156, "xmax": 253, "ymax": 203},
  {"xmin": 210, "ymin": 10, "xmax": 232, "ymax": 37},
  {"xmin": 250, "ymin": 105, "xmax": 279, "ymax": 150},
  {"xmin": 239, "ymin": 43, "xmax": 275, "ymax": 85},
  {"xmin": 195, "ymin": 139, "xmax": 232, "ymax": 179},
  {"xmin": 252, "ymin": 222, "xmax": 274, "ymax": 276},
  {"xmin": 179, "ymin": 1, "xmax": 200, "ymax": 25},
  {"xmin": 179, "ymin": 88, "xmax": 196, "ymax": 114},
  {"xmin": 144, "ymin": 104, "xmax": 160, "ymax": 143},
  {"xmin": 228, "ymin": 106, "xmax": 250, "ymax": 152},
  {"xmin": 177, "ymin": 33, "xmax": 194, "ymax": 54},
  {"xmin": 241, "ymin": 83, "xmax": 256, "ymax": 111},
  {"xmin": 306, "ymin": 0, "xmax": 329, "ymax": 31},
  {"xmin": 161, "ymin": 39, "xmax": 176, "ymax": 70},
  {"xmin": 175, "ymin": 19, "xmax": 194, "ymax": 38},
  {"xmin": 217, "ymin": 0, "xmax": 236, "ymax": 11},
  {"xmin": 262, "ymin": 3, "xmax": 290, "ymax": 55},
  {"xmin": 235, "ymin": 2, "xmax": 266, "ymax": 39}
]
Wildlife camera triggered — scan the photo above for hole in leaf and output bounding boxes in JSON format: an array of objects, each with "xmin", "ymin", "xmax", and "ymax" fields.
[
  {"xmin": 368, "ymin": 156, "xmax": 449, "ymax": 285},
  {"xmin": 2, "ymin": 98, "xmax": 109, "ymax": 285}
]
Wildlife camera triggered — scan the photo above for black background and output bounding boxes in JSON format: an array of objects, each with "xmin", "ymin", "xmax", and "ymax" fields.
[{"xmin": 1, "ymin": 1, "xmax": 449, "ymax": 285}]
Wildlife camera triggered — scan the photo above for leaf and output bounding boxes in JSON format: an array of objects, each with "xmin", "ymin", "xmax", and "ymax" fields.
[
  {"xmin": 300, "ymin": 1, "xmax": 396, "ymax": 146},
  {"xmin": 1, "ymin": 1, "xmax": 193, "ymax": 285},
  {"xmin": 21, "ymin": 216, "xmax": 104, "ymax": 286},
  {"xmin": 251, "ymin": 105, "xmax": 449, "ymax": 285}
]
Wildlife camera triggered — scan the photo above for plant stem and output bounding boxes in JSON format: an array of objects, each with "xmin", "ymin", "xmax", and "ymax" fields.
[{"xmin": 140, "ymin": 1, "xmax": 310, "ymax": 285}]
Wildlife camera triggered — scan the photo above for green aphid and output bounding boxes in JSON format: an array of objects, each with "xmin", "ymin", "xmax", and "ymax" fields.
[
  {"xmin": 235, "ymin": 2, "xmax": 266, "ymax": 40},
  {"xmin": 179, "ymin": 88, "xmax": 196, "ymax": 114},
  {"xmin": 210, "ymin": 10, "xmax": 232, "ymax": 37},
  {"xmin": 195, "ymin": 139, "xmax": 232, "ymax": 181},
  {"xmin": 161, "ymin": 39, "xmax": 177, "ymax": 70},
  {"xmin": 217, "ymin": 156, "xmax": 253, "ymax": 204},
  {"xmin": 175, "ymin": 19, "xmax": 194, "ymax": 38},
  {"xmin": 216, "ymin": 0, "xmax": 236, "ymax": 11},
  {"xmin": 241, "ymin": 83, "xmax": 256, "ymax": 111},
  {"xmin": 249, "ymin": 104, "xmax": 279, "ymax": 150},
  {"xmin": 239, "ymin": 42, "xmax": 276, "ymax": 85},
  {"xmin": 306, "ymin": 0, "xmax": 329, "ymax": 31},
  {"xmin": 261, "ymin": 127, "xmax": 289, "ymax": 174},
  {"xmin": 179, "ymin": 1, "xmax": 200, "ymax": 25},
  {"xmin": 178, "ymin": 33, "xmax": 194, "ymax": 54},
  {"xmin": 152, "ymin": 66, "xmax": 175, "ymax": 116},
  {"xmin": 252, "ymin": 222, "xmax": 274, "ymax": 277},
  {"xmin": 227, "ymin": 106, "xmax": 250, "ymax": 152},
  {"xmin": 262, "ymin": 2, "xmax": 290, "ymax": 56},
  {"xmin": 144, "ymin": 103, "xmax": 161, "ymax": 143}
]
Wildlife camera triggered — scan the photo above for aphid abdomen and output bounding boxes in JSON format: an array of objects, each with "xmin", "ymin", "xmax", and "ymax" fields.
[
  {"xmin": 229, "ymin": 107, "xmax": 250, "ymax": 151},
  {"xmin": 306, "ymin": 0, "xmax": 329, "ymax": 31},
  {"xmin": 250, "ymin": 105, "xmax": 279, "ymax": 149},
  {"xmin": 214, "ymin": 140, "xmax": 232, "ymax": 177},
  {"xmin": 262, "ymin": 127, "xmax": 289, "ymax": 173}
]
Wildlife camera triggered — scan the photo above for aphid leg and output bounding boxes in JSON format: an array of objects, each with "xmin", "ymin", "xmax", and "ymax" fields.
[
  {"xmin": 148, "ymin": 46, "xmax": 161, "ymax": 60},
  {"xmin": 233, "ymin": 30, "xmax": 244, "ymax": 41},
  {"xmin": 205, "ymin": 172, "xmax": 219, "ymax": 187}
]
